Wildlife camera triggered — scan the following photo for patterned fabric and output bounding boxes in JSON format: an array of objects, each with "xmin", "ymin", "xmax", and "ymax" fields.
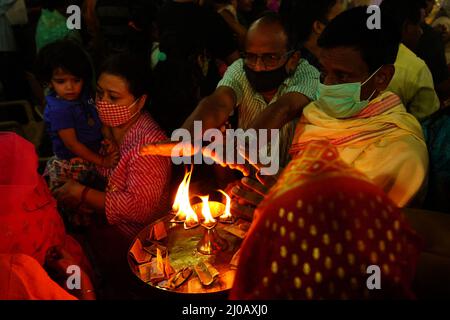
[
  {"xmin": 386, "ymin": 44, "xmax": 440, "ymax": 121},
  {"xmin": 217, "ymin": 58, "xmax": 320, "ymax": 167},
  {"xmin": 230, "ymin": 140, "xmax": 423, "ymax": 300},
  {"xmin": 45, "ymin": 156, "xmax": 96, "ymax": 191},
  {"xmin": 290, "ymin": 92, "xmax": 428, "ymax": 207},
  {"xmin": 97, "ymin": 112, "xmax": 172, "ymax": 239},
  {"xmin": 268, "ymin": 140, "xmax": 369, "ymax": 203},
  {"xmin": 0, "ymin": 254, "xmax": 77, "ymax": 300},
  {"xmin": 96, "ymin": 99, "xmax": 138, "ymax": 127}
]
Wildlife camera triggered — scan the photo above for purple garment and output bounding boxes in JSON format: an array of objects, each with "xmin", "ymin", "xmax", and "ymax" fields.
[{"xmin": 44, "ymin": 89, "xmax": 103, "ymax": 160}]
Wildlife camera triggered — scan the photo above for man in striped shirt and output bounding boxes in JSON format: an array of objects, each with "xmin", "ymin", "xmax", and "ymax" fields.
[{"xmin": 181, "ymin": 12, "xmax": 320, "ymax": 167}]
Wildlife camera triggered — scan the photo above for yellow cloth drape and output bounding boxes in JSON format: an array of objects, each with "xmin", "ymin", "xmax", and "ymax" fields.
[{"xmin": 291, "ymin": 92, "xmax": 429, "ymax": 207}]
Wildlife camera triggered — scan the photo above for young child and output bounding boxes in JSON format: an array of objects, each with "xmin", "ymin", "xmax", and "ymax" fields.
[{"xmin": 36, "ymin": 39, "xmax": 118, "ymax": 190}]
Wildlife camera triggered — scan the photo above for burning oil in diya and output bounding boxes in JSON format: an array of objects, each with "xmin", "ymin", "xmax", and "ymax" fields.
[{"xmin": 169, "ymin": 167, "xmax": 235, "ymax": 255}]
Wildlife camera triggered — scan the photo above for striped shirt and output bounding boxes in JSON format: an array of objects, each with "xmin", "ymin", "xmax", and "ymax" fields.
[
  {"xmin": 99, "ymin": 112, "xmax": 172, "ymax": 239},
  {"xmin": 217, "ymin": 58, "xmax": 320, "ymax": 166}
]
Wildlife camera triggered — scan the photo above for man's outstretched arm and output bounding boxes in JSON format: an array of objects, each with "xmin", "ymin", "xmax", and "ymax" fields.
[
  {"xmin": 248, "ymin": 92, "xmax": 311, "ymax": 130},
  {"xmin": 181, "ymin": 86, "xmax": 237, "ymax": 134}
]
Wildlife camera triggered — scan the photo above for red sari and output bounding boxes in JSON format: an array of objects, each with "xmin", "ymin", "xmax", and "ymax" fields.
[
  {"xmin": 0, "ymin": 133, "xmax": 87, "ymax": 268},
  {"xmin": 230, "ymin": 140, "xmax": 422, "ymax": 299},
  {"xmin": 0, "ymin": 254, "xmax": 77, "ymax": 300}
]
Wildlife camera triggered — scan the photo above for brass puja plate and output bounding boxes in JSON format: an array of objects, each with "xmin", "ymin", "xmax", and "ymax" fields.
[{"xmin": 128, "ymin": 213, "xmax": 245, "ymax": 294}]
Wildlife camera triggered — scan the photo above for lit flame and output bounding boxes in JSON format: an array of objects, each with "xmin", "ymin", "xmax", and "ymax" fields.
[
  {"xmin": 171, "ymin": 166, "xmax": 234, "ymax": 229},
  {"xmin": 171, "ymin": 166, "xmax": 199, "ymax": 228},
  {"xmin": 200, "ymin": 195, "xmax": 216, "ymax": 228},
  {"xmin": 218, "ymin": 189, "xmax": 233, "ymax": 221},
  {"xmin": 172, "ymin": 167, "xmax": 190, "ymax": 217}
]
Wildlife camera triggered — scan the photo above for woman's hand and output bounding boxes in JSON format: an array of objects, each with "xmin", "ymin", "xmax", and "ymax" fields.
[
  {"xmin": 52, "ymin": 179, "xmax": 84, "ymax": 208},
  {"xmin": 102, "ymin": 138, "xmax": 118, "ymax": 154},
  {"xmin": 45, "ymin": 246, "xmax": 77, "ymax": 277},
  {"xmin": 45, "ymin": 246, "xmax": 96, "ymax": 300},
  {"xmin": 101, "ymin": 151, "xmax": 120, "ymax": 168}
]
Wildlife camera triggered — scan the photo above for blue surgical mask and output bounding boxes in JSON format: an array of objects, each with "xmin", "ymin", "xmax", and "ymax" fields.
[{"xmin": 316, "ymin": 66, "xmax": 382, "ymax": 119}]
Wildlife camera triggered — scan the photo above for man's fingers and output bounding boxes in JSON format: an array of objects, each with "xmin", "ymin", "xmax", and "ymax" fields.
[
  {"xmin": 202, "ymin": 147, "xmax": 225, "ymax": 166},
  {"xmin": 202, "ymin": 148, "xmax": 252, "ymax": 176},
  {"xmin": 231, "ymin": 185, "xmax": 264, "ymax": 207},
  {"xmin": 230, "ymin": 201, "xmax": 255, "ymax": 221},
  {"xmin": 240, "ymin": 177, "xmax": 268, "ymax": 196},
  {"xmin": 255, "ymin": 172, "xmax": 278, "ymax": 189},
  {"xmin": 228, "ymin": 163, "xmax": 251, "ymax": 176}
]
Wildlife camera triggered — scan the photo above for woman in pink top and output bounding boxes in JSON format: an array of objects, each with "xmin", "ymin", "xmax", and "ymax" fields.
[
  {"xmin": 53, "ymin": 53, "xmax": 172, "ymax": 298},
  {"xmin": 54, "ymin": 53, "xmax": 172, "ymax": 240}
]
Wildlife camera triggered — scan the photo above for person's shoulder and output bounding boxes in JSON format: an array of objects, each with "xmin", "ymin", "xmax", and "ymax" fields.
[
  {"xmin": 45, "ymin": 94, "xmax": 72, "ymax": 112},
  {"xmin": 397, "ymin": 44, "xmax": 428, "ymax": 70},
  {"xmin": 221, "ymin": 59, "xmax": 245, "ymax": 81},
  {"xmin": 293, "ymin": 58, "xmax": 320, "ymax": 78},
  {"xmin": 135, "ymin": 112, "xmax": 168, "ymax": 143},
  {"xmin": 227, "ymin": 58, "xmax": 244, "ymax": 72}
]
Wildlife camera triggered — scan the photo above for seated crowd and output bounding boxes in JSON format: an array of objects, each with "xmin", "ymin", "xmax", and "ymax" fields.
[{"xmin": 0, "ymin": 0, "xmax": 449, "ymax": 300}]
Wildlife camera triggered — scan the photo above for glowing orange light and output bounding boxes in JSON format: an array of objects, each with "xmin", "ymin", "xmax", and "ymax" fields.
[
  {"xmin": 199, "ymin": 195, "xmax": 217, "ymax": 228},
  {"xmin": 217, "ymin": 189, "xmax": 233, "ymax": 222}
]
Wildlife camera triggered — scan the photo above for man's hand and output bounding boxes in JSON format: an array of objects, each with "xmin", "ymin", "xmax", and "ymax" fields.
[
  {"xmin": 140, "ymin": 132, "xmax": 271, "ymax": 178},
  {"xmin": 229, "ymin": 172, "xmax": 279, "ymax": 221}
]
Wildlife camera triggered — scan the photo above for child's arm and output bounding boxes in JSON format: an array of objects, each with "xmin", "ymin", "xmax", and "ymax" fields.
[
  {"xmin": 58, "ymin": 128, "xmax": 118, "ymax": 167},
  {"xmin": 101, "ymin": 125, "xmax": 119, "ymax": 154}
]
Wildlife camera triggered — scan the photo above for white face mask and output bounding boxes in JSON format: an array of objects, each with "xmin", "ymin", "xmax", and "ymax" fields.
[{"xmin": 316, "ymin": 66, "xmax": 382, "ymax": 119}]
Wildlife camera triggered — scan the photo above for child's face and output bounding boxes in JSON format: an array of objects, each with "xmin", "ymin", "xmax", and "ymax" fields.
[{"xmin": 50, "ymin": 68, "xmax": 84, "ymax": 101}]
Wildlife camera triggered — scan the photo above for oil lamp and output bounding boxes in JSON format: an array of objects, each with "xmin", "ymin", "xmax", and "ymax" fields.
[
  {"xmin": 169, "ymin": 167, "xmax": 233, "ymax": 255},
  {"xmin": 195, "ymin": 196, "xmax": 228, "ymax": 255}
]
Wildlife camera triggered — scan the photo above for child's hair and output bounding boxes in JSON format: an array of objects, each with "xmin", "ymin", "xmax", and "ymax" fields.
[{"xmin": 35, "ymin": 39, "xmax": 93, "ymax": 86}]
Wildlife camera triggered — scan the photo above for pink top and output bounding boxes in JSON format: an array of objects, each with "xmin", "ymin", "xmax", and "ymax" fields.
[{"xmin": 99, "ymin": 112, "xmax": 171, "ymax": 238}]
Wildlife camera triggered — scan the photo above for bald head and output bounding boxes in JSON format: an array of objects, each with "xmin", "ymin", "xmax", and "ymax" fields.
[{"xmin": 246, "ymin": 14, "xmax": 290, "ymax": 53}]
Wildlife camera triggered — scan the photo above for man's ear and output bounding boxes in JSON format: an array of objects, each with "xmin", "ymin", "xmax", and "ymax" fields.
[
  {"xmin": 312, "ymin": 20, "xmax": 326, "ymax": 35},
  {"xmin": 286, "ymin": 50, "xmax": 301, "ymax": 74},
  {"xmin": 374, "ymin": 65, "xmax": 395, "ymax": 92}
]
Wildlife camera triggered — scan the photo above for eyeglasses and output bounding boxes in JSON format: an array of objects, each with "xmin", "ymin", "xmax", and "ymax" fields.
[{"xmin": 241, "ymin": 50, "xmax": 294, "ymax": 69}]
